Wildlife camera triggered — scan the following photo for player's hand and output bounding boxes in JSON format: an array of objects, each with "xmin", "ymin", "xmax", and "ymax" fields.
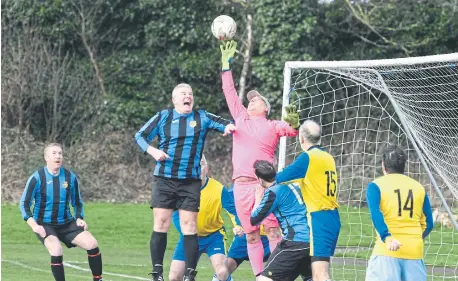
[
  {"xmin": 76, "ymin": 218, "xmax": 88, "ymax": 231},
  {"xmin": 220, "ymin": 40, "xmax": 237, "ymax": 71},
  {"xmin": 149, "ymin": 147, "xmax": 171, "ymax": 162},
  {"xmin": 386, "ymin": 236, "xmax": 402, "ymax": 251},
  {"xmin": 233, "ymin": 225, "xmax": 245, "ymax": 237},
  {"xmin": 32, "ymin": 224, "xmax": 46, "ymax": 238},
  {"xmin": 283, "ymin": 104, "xmax": 300, "ymax": 129},
  {"xmin": 223, "ymin": 124, "xmax": 236, "ymax": 136}
]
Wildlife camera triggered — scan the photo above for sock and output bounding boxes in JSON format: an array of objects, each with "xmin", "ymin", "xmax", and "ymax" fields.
[
  {"xmin": 183, "ymin": 234, "xmax": 199, "ymax": 272},
  {"xmin": 87, "ymin": 247, "xmax": 103, "ymax": 281},
  {"xmin": 50, "ymin": 255, "xmax": 65, "ymax": 281},
  {"xmin": 150, "ymin": 231, "xmax": 167, "ymax": 274},
  {"xmin": 212, "ymin": 273, "xmax": 233, "ymax": 281},
  {"xmin": 247, "ymin": 240, "xmax": 264, "ymax": 276},
  {"xmin": 269, "ymin": 236, "xmax": 282, "ymax": 253}
]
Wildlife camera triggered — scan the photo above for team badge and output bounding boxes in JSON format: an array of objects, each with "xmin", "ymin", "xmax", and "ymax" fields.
[
  {"xmin": 62, "ymin": 181, "xmax": 69, "ymax": 188},
  {"xmin": 190, "ymin": 121, "xmax": 197, "ymax": 127}
]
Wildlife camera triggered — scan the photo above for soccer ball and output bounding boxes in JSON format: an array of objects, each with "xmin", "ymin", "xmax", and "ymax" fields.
[{"xmin": 211, "ymin": 15, "xmax": 237, "ymax": 40}]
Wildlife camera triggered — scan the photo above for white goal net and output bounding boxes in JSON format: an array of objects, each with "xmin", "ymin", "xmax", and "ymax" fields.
[{"xmin": 280, "ymin": 53, "xmax": 458, "ymax": 281}]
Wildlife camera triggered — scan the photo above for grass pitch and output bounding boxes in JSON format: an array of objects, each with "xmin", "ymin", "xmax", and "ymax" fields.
[{"xmin": 2, "ymin": 203, "xmax": 457, "ymax": 281}]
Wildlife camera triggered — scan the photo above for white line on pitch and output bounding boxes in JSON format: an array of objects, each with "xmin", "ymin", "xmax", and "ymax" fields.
[
  {"xmin": 66, "ymin": 260, "xmax": 148, "ymax": 267},
  {"xmin": 64, "ymin": 262, "xmax": 150, "ymax": 280},
  {"xmin": 2, "ymin": 259, "xmax": 99, "ymax": 280}
]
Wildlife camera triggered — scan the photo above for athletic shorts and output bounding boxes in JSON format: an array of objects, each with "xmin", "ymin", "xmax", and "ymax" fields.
[
  {"xmin": 151, "ymin": 176, "xmax": 201, "ymax": 212},
  {"xmin": 262, "ymin": 240, "xmax": 312, "ymax": 281},
  {"xmin": 365, "ymin": 255, "xmax": 426, "ymax": 281},
  {"xmin": 309, "ymin": 208, "xmax": 341, "ymax": 261},
  {"xmin": 36, "ymin": 219, "xmax": 84, "ymax": 248},
  {"xmin": 172, "ymin": 229, "xmax": 227, "ymax": 261},
  {"xmin": 227, "ymin": 234, "xmax": 270, "ymax": 265},
  {"xmin": 234, "ymin": 180, "xmax": 279, "ymax": 233}
]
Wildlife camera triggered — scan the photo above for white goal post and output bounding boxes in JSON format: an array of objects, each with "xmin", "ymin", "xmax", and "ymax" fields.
[{"xmin": 279, "ymin": 53, "xmax": 458, "ymax": 280}]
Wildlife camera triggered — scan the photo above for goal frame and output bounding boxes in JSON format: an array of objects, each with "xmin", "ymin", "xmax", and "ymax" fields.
[{"xmin": 279, "ymin": 52, "xmax": 458, "ymax": 230}]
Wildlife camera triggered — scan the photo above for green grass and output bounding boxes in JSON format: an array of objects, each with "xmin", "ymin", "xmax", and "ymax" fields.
[{"xmin": 2, "ymin": 203, "xmax": 457, "ymax": 281}]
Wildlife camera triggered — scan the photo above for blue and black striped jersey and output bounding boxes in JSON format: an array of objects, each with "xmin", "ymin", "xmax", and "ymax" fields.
[
  {"xmin": 251, "ymin": 183, "xmax": 310, "ymax": 243},
  {"xmin": 135, "ymin": 109, "xmax": 231, "ymax": 179},
  {"xmin": 19, "ymin": 167, "xmax": 84, "ymax": 225}
]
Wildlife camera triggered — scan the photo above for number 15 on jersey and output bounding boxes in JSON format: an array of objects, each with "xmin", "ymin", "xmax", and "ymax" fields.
[{"xmin": 325, "ymin": 170, "xmax": 337, "ymax": 197}]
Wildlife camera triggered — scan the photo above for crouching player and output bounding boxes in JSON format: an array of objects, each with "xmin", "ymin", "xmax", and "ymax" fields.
[
  {"xmin": 225, "ymin": 226, "xmax": 271, "ymax": 277},
  {"xmin": 251, "ymin": 160, "xmax": 312, "ymax": 281},
  {"xmin": 169, "ymin": 155, "xmax": 234, "ymax": 281},
  {"xmin": 19, "ymin": 143, "xmax": 103, "ymax": 281},
  {"xmin": 211, "ymin": 186, "xmax": 271, "ymax": 281}
]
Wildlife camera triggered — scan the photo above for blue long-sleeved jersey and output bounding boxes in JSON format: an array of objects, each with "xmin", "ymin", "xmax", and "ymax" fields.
[
  {"xmin": 251, "ymin": 183, "xmax": 310, "ymax": 242},
  {"xmin": 19, "ymin": 167, "xmax": 84, "ymax": 225},
  {"xmin": 135, "ymin": 109, "xmax": 230, "ymax": 179}
]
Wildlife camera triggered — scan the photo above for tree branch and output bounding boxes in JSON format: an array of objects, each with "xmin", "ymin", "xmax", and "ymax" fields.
[
  {"xmin": 344, "ymin": 0, "xmax": 410, "ymax": 56},
  {"xmin": 238, "ymin": 14, "xmax": 252, "ymax": 100}
]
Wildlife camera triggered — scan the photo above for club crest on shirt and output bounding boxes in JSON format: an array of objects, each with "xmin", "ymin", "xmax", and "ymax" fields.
[
  {"xmin": 190, "ymin": 121, "xmax": 197, "ymax": 127},
  {"xmin": 62, "ymin": 181, "xmax": 69, "ymax": 188}
]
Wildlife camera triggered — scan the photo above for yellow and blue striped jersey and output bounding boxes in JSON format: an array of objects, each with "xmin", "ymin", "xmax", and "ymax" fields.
[
  {"xmin": 276, "ymin": 146, "xmax": 339, "ymax": 213},
  {"xmin": 366, "ymin": 173, "xmax": 434, "ymax": 259},
  {"xmin": 173, "ymin": 177, "xmax": 236, "ymax": 236}
]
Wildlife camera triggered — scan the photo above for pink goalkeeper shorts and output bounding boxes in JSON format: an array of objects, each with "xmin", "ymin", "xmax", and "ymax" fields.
[{"xmin": 233, "ymin": 180, "xmax": 279, "ymax": 233}]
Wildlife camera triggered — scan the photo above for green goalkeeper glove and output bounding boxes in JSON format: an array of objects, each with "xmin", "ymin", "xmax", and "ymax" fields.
[
  {"xmin": 220, "ymin": 40, "xmax": 237, "ymax": 71},
  {"xmin": 283, "ymin": 104, "xmax": 300, "ymax": 129}
]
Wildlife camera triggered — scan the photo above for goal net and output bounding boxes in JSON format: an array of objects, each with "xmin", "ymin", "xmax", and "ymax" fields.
[{"xmin": 279, "ymin": 53, "xmax": 458, "ymax": 281}]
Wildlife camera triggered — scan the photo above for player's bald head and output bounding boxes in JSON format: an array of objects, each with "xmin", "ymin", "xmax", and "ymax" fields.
[
  {"xmin": 299, "ymin": 119, "xmax": 321, "ymax": 145},
  {"xmin": 172, "ymin": 83, "xmax": 192, "ymax": 97},
  {"xmin": 201, "ymin": 154, "xmax": 207, "ymax": 166}
]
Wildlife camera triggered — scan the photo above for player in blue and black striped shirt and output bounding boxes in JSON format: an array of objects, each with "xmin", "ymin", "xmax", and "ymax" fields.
[
  {"xmin": 135, "ymin": 83, "xmax": 235, "ymax": 281},
  {"xmin": 19, "ymin": 143, "xmax": 103, "ymax": 281},
  {"xmin": 251, "ymin": 160, "xmax": 312, "ymax": 281}
]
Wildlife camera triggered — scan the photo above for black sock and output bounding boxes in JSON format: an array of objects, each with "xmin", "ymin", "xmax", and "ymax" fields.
[
  {"xmin": 50, "ymin": 256, "xmax": 65, "ymax": 281},
  {"xmin": 150, "ymin": 231, "xmax": 167, "ymax": 274},
  {"xmin": 87, "ymin": 247, "xmax": 102, "ymax": 281},
  {"xmin": 183, "ymin": 234, "xmax": 199, "ymax": 273}
]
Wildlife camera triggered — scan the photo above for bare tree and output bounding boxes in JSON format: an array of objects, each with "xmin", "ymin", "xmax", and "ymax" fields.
[{"xmin": 1, "ymin": 8, "xmax": 103, "ymax": 143}]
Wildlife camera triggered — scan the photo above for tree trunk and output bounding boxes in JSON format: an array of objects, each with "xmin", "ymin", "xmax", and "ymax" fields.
[{"xmin": 238, "ymin": 14, "xmax": 253, "ymax": 101}]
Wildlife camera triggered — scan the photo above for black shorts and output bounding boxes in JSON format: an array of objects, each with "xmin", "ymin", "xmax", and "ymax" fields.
[
  {"xmin": 262, "ymin": 240, "xmax": 312, "ymax": 281},
  {"xmin": 151, "ymin": 176, "xmax": 201, "ymax": 212},
  {"xmin": 36, "ymin": 219, "xmax": 84, "ymax": 248}
]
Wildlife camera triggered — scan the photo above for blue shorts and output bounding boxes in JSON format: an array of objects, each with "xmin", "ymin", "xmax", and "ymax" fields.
[
  {"xmin": 172, "ymin": 230, "xmax": 227, "ymax": 261},
  {"xmin": 309, "ymin": 209, "xmax": 341, "ymax": 259},
  {"xmin": 227, "ymin": 234, "xmax": 270, "ymax": 261},
  {"xmin": 365, "ymin": 255, "xmax": 426, "ymax": 281}
]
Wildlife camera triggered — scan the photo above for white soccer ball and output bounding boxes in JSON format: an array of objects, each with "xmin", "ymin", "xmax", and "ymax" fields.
[{"xmin": 211, "ymin": 15, "xmax": 237, "ymax": 41}]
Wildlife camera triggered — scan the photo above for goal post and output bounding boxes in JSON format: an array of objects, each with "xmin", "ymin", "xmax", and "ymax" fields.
[{"xmin": 279, "ymin": 53, "xmax": 458, "ymax": 280}]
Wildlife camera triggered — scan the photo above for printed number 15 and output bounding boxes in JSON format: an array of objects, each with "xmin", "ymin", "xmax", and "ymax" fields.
[{"xmin": 325, "ymin": 170, "xmax": 337, "ymax": 197}]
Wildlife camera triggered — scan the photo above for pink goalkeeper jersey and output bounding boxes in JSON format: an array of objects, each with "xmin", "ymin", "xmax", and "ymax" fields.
[{"xmin": 222, "ymin": 71, "xmax": 298, "ymax": 180}]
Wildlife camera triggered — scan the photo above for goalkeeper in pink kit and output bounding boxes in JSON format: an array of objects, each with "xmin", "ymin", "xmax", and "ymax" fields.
[{"xmin": 219, "ymin": 40, "xmax": 300, "ymax": 279}]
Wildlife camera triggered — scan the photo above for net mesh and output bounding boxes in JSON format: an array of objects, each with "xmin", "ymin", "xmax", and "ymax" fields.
[{"xmin": 282, "ymin": 58, "xmax": 458, "ymax": 280}]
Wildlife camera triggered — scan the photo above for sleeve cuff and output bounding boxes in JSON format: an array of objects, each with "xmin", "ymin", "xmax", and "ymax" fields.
[{"xmin": 382, "ymin": 233, "xmax": 392, "ymax": 243}]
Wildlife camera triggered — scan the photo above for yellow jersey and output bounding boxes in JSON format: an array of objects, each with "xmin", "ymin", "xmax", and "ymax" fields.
[
  {"xmin": 367, "ymin": 173, "xmax": 434, "ymax": 259},
  {"xmin": 276, "ymin": 146, "xmax": 339, "ymax": 213},
  {"xmin": 173, "ymin": 177, "xmax": 236, "ymax": 237}
]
